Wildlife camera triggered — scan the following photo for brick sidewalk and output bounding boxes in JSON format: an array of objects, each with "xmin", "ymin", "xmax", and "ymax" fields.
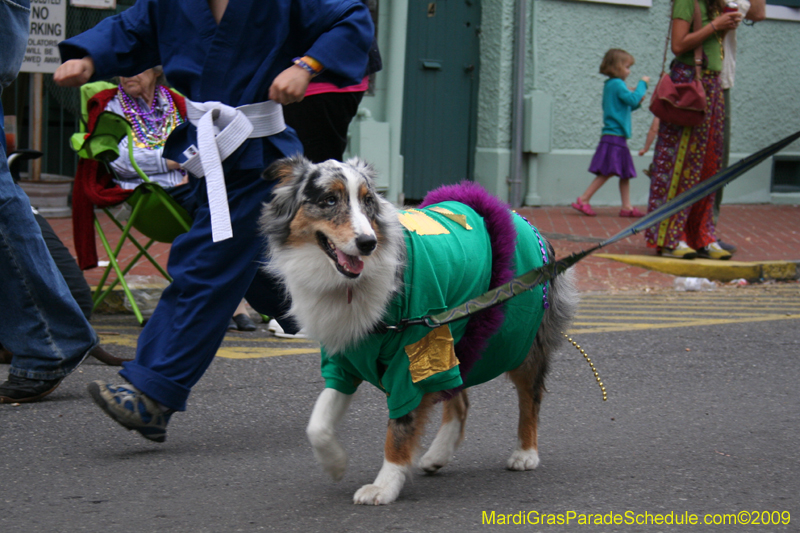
[
  {"xmin": 46, "ymin": 203, "xmax": 800, "ymax": 294},
  {"xmin": 48, "ymin": 210, "xmax": 172, "ymax": 288},
  {"xmin": 516, "ymin": 204, "xmax": 800, "ymax": 292}
]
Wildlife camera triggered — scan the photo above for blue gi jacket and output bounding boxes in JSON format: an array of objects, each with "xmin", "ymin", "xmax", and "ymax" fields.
[{"xmin": 59, "ymin": 0, "xmax": 374, "ymax": 172}]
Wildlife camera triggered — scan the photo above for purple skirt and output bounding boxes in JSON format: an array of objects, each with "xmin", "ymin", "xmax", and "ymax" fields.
[{"xmin": 589, "ymin": 135, "xmax": 636, "ymax": 179}]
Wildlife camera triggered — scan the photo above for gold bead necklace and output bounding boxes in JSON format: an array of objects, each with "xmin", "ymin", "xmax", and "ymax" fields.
[{"xmin": 564, "ymin": 333, "xmax": 607, "ymax": 401}]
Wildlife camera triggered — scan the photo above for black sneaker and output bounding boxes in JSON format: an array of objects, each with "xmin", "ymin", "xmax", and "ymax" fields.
[{"xmin": 0, "ymin": 374, "xmax": 63, "ymax": 403}]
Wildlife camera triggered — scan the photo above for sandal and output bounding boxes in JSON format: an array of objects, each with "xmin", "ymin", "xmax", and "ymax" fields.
[
  {"xmin": 619, "ymin": 207, "xmax": 645, "ymax": 217},
  {"xmin": 571, "ymin": 197, "xmax": 596, "ymax": 217}
]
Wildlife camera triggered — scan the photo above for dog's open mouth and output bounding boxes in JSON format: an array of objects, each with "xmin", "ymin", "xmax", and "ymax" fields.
[{"xmin": 317, "ymin": 232, "xmax": 364, "ymax": 278}]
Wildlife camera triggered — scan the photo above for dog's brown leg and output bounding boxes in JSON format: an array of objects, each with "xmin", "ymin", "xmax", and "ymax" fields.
[
  {"xmin": 506, "ymin": 354, "xmax": 546, "ymax": 470},
  {"xmin": 419, "ymin": 390, "xmax": 470, "ymax": 473},
  {"xmin": 353, "ymin": 394, "xmax": 436, "ymax": 505}
]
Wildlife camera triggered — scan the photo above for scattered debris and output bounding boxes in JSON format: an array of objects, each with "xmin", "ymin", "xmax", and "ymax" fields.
[{"xmin": 674, "ymin": 277, "xmax": 717, "ymax": 291}]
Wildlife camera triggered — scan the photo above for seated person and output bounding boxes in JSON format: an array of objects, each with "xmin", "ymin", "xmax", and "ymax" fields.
[
  {"xmin": 104, "ymin": 67, "xmax": 196, "ymax": 213},
  {"xmin": 75, "ymin": 68, "xmax": 256, "ymax": 331},
  {"xmin": 72, "ymin": 67, "xmax": 190, "ymax": 273}
]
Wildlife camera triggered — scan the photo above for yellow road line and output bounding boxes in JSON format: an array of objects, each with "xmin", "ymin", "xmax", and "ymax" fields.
[
  {"xmin": 99, "ymin": 334, "xmax": 138, "ymax": 347},
  {"xmin": 580, "ymin": 305, "xmax": 799, "ymax": 311},
  {"xmin": 98, "ymin": 287, "xmax": 799, "ymax": 358},
  {"xmin": 216, "ymin": 347, "xmax": 319, "ymax": 359},
  {"xmin": 580, "ymin": 298, "xmax": 800, "ymax": 304},
  {"xmin": 580, "ymin": 297, "xmax": 800, "ymax": 304},
  {"xmin": 578, "ymin": 311, "xmax": 800, "ymax": 318},
  {"xmin": 580, "ymin": 297, "xmax": 800, "ymax": 303},
  {"xmin": 570, "ymin": 313, "xmax": 800, "ymax": 334},
  {"xmin": 98, "ymin": 333, "xmax": 320, "ymax": 360}
]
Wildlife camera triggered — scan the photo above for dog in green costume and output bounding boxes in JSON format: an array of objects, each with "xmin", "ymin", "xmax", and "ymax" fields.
[{"xmin": 261, "ymin": 157, "xmax": 578, "ymax": 505}]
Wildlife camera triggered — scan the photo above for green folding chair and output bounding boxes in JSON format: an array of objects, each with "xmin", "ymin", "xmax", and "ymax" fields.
[{"xmin": 70, "ymin": 92, "xmax": 192, "ymax": 325}]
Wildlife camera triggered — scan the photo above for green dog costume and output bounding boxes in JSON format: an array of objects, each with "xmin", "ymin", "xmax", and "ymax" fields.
[{"xmin": 321, "ymin": 200, "xmax": 549, "ymax": 418}]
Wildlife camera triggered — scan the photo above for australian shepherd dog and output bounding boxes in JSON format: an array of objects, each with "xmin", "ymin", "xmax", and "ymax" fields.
[{"xmin": 260, "ymin": 156, "xmax": 578, "ymax": 505}]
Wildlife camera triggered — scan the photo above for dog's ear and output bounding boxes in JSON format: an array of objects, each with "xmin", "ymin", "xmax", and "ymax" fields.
[
  {"xmin": 262, "ymin": 155, "xmax": 307, "ymax": 185},
  {"xmin": 345, "ymin": 157, "xmax": 378, "ymax": 186},
  {"xmin": 262, "ymin": 155, "xmax": 312, "ymax": 216},
  {"xmin": 260, "ymin": 156, "xmax": 312, "ymax": 244}
]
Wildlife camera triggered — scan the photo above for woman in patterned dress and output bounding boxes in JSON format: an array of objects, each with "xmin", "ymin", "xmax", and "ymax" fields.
[{"xmin": 645, "ymin": 0, "xmax": 742, "ymax": 260}]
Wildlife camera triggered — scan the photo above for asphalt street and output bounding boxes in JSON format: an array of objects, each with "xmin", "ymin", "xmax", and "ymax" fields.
[{"xmin": 1, "ymin": 283, "xmax": 798, "ymax": 533}]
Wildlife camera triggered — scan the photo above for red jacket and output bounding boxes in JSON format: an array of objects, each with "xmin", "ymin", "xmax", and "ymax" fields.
[{"xmin": 72, "ymin": 87, "xmax": 186, "ymax": 270}]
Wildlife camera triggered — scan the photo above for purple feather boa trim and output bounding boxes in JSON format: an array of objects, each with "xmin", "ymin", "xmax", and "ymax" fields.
[{"xmin": 419, "ymin": 181, "xmax": 518, "ymax": 393}]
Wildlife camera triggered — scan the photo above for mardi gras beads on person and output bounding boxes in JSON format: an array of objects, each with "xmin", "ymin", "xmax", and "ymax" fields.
[{"xmin": 117, "ymin": 85, "xmax": 183, "ymax": 150}]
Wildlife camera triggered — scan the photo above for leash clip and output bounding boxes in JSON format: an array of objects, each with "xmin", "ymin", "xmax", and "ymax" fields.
[{"xmin": 381, "ymin": 317, "xmax": 430, "ymax": 333}]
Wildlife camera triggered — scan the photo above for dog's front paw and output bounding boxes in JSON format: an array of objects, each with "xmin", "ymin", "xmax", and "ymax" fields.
[
  {"xmin": 419, "ymin": 447, "xmax": 451, "ymax": 473},
  {"xmin": 353, "ymin": 483, "xmax": 400, "ymax": 505},
  {"xmin": 308, "ymin": 431, "xmax": 348, "ymax": 481},
  {"xmin": 321, "ymin": 448, "xmax": 348, "ymax": 481},
  {"xmin": 506, "ymin": 448, "xmax": 540, "ymax": 471},
  {"xmin": 315, "ymin": 442, "xmax": 348, "ymax": 481}
]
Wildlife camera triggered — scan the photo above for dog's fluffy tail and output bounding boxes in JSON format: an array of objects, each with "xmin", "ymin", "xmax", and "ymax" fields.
[{"xmin": 535, "ymin": 244, "xmax": 579, "ymax": 357}]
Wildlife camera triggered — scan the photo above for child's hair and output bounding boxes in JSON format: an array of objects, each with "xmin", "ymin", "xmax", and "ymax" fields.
[{"xmin": 599, "ymin": 49, "xmax": 634, "ymax": 78}]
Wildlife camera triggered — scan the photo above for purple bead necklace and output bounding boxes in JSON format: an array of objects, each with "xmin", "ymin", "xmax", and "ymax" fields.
[{"xmin": 117, "ymin": 85, "xmax": 183, "ymax": 150}]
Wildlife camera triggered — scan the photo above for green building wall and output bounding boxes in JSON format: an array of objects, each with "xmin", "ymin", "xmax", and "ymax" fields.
[{"xmin": 352, "ymin": 0, "xmax": 800, "ymax": 206}]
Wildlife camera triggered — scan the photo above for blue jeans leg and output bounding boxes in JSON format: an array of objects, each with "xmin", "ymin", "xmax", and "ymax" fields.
[
  {"xmin": 0, "ymin": 0, "xmax": 30, "ymax": 92},
  {"xmin": 0, "ymin": 0, "xmax": 96, "ymax": 380},
  {"xmin": 0, "ymin": 147, "xmax": 98, "ymax": 380}
]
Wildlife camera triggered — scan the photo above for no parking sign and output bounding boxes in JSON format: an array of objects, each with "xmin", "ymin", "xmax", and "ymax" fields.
[{"xmin": 19, "ymin": 0, "xmax": 67, "ymax": 74}]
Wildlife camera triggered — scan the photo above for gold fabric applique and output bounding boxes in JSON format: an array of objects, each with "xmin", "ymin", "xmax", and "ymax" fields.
[
  {"xmin": 397, "ymin": 209, "xmax": 449, "ymax": 235},
  {"xmin": 428, "ymin": 207, "xmax": 472, "ymax": 230},
  {"xmin": 405, "ymin": 325, "xmax": 459, "ymax": 383}
]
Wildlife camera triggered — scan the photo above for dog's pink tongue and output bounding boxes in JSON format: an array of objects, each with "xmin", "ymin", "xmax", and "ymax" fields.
[{"xmin": 336, "ymin": 249, "xmax": 364, "ymax": 274}]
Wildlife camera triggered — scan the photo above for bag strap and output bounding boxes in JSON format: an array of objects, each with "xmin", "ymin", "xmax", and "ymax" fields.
[
  {"xmin": 658, "ymin": 1, "xmax": 674, "ymax": 77},
  {"xmin": 692, "ymin": 0, "xmax": 703, "ymax": 78},
  {"xmin": 658, "ymin": 0, "xmax": 705, "ymax": 78}
]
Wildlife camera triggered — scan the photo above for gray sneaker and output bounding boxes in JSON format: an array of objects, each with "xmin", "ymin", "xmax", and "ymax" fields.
[{"xmin": 87, "ymin": 381, "xmax": 173, "ymax": 443}]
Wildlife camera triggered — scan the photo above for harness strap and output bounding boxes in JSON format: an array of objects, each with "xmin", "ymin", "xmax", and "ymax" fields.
[{"xmin": 182, "ymin": 100, "xmax": 286, "ymax": 242}]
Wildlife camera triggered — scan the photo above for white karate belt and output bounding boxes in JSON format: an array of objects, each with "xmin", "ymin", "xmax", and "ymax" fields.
[{"xmin": 183, "ymin": 100, "xmax": 286, "ymax": 242}]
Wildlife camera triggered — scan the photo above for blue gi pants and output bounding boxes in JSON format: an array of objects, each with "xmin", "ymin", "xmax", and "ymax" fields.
[
  {"xmin": 119, "ymin": 166, "xmax": 294, "ymax": 411},
  {"xmin": 0, "ymin": 0, "xmax": 97, "ymax": 380}
]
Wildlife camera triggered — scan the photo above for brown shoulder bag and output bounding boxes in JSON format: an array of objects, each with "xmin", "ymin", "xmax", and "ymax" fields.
[{"xmin": 649, "ymin": 0, "xmax": 707, "ymax": 127}]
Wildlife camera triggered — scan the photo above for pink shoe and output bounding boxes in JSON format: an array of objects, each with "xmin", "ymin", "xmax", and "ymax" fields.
[
  {"xmin": 619, "ymin": 207, "xmax": 645, "ymax": 217},
  {"xmin": 571, "ymin": 198, "xmax": 596, "ymax": 216}
]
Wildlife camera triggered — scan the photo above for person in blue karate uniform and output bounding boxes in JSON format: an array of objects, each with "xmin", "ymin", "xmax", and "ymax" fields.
[{"xmin": 54, "ymin": 0, "xmax": 374, "ymax": 442}]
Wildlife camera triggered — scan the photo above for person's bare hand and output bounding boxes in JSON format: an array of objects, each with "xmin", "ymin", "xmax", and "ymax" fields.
[
  {"xmin": 166, "ymin": 159, "xmax": 182, "ymax": 171},
  {"xmin": 642, "ymin": 76, "xmax": 650, "ymax": 84},
  {"xmin": 713, "ymin": 11, "xmax": 743, "ymax": 31},
  {"xmin": 638, "ymin": 148, "xmax": 647, "ymax": 157},
  {"xmin": 268, "ymin": 65, "xmax": 312, "ymax": 105},
  {"xmin": 54, "ymin": 57, "xmax": 95, "ymax": 87}
]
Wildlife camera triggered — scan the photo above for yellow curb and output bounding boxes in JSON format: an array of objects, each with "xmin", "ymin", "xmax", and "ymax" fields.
[{"xmin": 594, "ymin": 254, "xmax": 798, "ymax": 282}]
